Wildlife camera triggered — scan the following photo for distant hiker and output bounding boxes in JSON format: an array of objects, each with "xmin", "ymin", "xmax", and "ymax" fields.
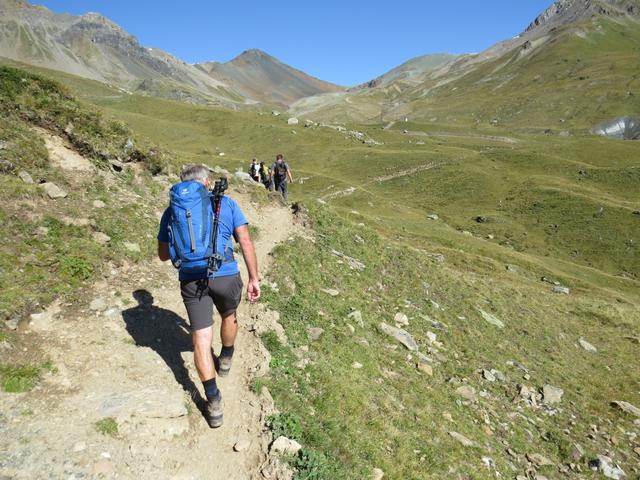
[
  {"xmin": 249, "ymin": 158, "xmax": 260, "ymax": 182},
  {"xmin": 259, "ymin": 161, "xmax": 271, "ymax": 190},
  {"xmin": 157, "ymin": 164, "xmax": 260, "ymax": 428},
  {"xmin": 270, "ymin": 153, "xmax": 293, "ymax": 202}
]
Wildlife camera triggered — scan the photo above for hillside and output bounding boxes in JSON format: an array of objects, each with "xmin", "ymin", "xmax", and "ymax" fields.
[
  {"xmin": 197, "ymin": 49, "xmax": 344, "ymax": 107},
  {"xmin": 292, "ymin": 1, "xmax": 640, "ymax": 126}
]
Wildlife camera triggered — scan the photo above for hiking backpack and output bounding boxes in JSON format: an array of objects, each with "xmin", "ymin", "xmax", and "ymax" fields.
[
  {"xmin": 167, "ymin": 181, "xmax": 218, "ymax": 277},
  {"xmin": 273, "ymin": 161, "xmax": 288, "ymax": 179}
]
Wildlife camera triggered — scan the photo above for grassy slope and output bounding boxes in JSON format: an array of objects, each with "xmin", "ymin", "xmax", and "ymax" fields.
[{"xmin": 1, "ymin": 49, "xmax": 638, "ymax": 478}]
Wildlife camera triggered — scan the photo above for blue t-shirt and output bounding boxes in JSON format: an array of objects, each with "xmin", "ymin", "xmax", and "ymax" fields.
[{"xmin": 158, "ymin": 196, "xmax": 248, "ymax": 281}]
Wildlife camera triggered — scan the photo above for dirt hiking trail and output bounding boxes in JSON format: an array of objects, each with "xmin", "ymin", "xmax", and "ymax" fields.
[{"xmin": 1, "ymin": 178, "xmax": 299, "ymax": 479}]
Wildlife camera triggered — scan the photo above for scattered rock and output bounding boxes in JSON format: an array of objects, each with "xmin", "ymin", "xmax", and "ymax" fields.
[
  {"xmin": 455, "ymin": 385, "xmax": 477, "ymax": 402},
  {"xmin": 18, "ymin": 171, "xmax": 34, "ymax": 184},
  {"xmin": 506, "ymin": 264, "xmax": 518, "ymax": 272},
  {"xmin": 611, "ymin": 401, "xmax": 640, "ymax": 418},
  {"xmin": 475, "ymin": 216, "xmax": 488, "ymax": 223},
  {"xmin": 378, "ymin": 323, "xmax": 418, "ymax": 351},
  {"xmin": 233, "ymin": 440, "xmax": 251, "ymax": 452},
  {"xmin": 124, "ymin": 242, "xmax": 141, "ymax": 253},
  {"xmin": 90, "ymin": 298, "xmax": 108, "ymax": 312},
  {"xmin": 92, "ymin": 232, "xmax": 111, "ymax": 244},
  {"xmin": 394, "ymin": 312, "xmax": 409, "ymax": 326},
  {"xmin": 479, "ymin": 309, "xmax": 505, "ymax": 329},
  {"xmin": 320, "ymin": 288, "xmax": 340, "ymax": 297},
  {"xmin": 271, "ymin": 110, "xmax": 280, "ymax": 116},
  {"xmin": 352, "ymin": 362, "xmax": 363, "ymax": 369},
  {"xmin": 416, "ymin": 362, "xmax": 433, "ymax": 376},
  {"xmin": 578, "ymin": 338, "xmax": 598, "ymax": 352},
  {"xmin": 307, "ymin": 327, "xmax": 324, "ymax": 341},
  {"xmin": 29, "ymin": 310, "xmax": 56, "ymax": 331},
  {"xmin": 482, "ymin": 369, "xmax": 496, "ymax": 382},
  {"xmin": 426, "ymin": 214, "xmax": 439, "ymax": 221},
  {"xmin": 527, "ymin": 453, "xmax": 554, "ymax": 467},
  {"xmin": 347, "ymin": 310, "xmax": 364, "ymax": 327},
  {"xmin": 270, "ymin": 436, "xmax": 302, "ymax": 456},
  {"xmin": 571, "ymin": 443, "xmax": 585, "ymax": 461},
  {"xmin": 39, "ymin": 182, "xmax": 68, "ymax": 199},
  {"xmin": 4, "ymin": 318, "xmax": 19, "ymax": 330},
  {"xmin": 93, "ymin": 199, "xmax": 106, "ymax": 209},
  {"xmin": 370, "ymin": 468, "xmax": 384, "ymax": 480},
  {"xmin": 552, "ymin": 286, "xmax": 570, "ymax": 295},
  {"xmin": 73, "ymin": 441, "xmax": 87, "ymax": 452},
  {"xmin": 287, "ymin": 117, "xmax": 299, "ymax": 125},
  {"xmin": 589, "ymin": 455, "xmax": 626, "ymax": 479},
  {"xmin": 449, "ymin": 431, "xmax": 475, "ymax": 447},
  {"xmin": 542, "ymin": 385, "xmax": 564, "ymax": 404},
  {"xmin": 330, "ymin": 249, "xmax": 366, "ymax": 271}
]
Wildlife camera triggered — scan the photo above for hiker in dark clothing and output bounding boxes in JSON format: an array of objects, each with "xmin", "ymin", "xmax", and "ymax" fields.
[
  {"xmin": 249, "ymin": 158, "xmax": 260, "ymax": 182},
  {"xmin": 270, "ymin": 154, "xmax": 293, "ymax": 202},
  {"xmin": 259, "ymin": 161, "xmax": 271, "ymax": 190}
]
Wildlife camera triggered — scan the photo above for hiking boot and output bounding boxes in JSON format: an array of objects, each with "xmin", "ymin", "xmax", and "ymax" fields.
[
  {"xmin": 206, "ymin": 393, "xmax": 223, "ymax": 428},
  {"xmin": 217, "ymin": 355, "xmax": 233, "ymax": 377}
]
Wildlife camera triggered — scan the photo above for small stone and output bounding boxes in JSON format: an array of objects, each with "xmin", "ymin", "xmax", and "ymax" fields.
[
  {"xmin": 92, "ymin": 232, "xmax": 111, "ymax": 244},
  {"xmin": 482, "ymin": 370, "xmax": 496, "ymax": 382},
  {"xmin": 90, "ymin": 298, "xmax": 107, "ymax": 312},
  {"xmin": 506, "ymin": 264, "xmax": 518, "ymax": 272},
  {"xmin": 394, "ymin": 312, "xmax": 409, "ymax": 326},
  {"xmin": 92, "ymin": 460, "xmax": 112, "ymax": 476},
  {"xmin": 611, "ymin": 401, "xmax": 640, "ymax": 418},
  {"xmin": 378, "ymin": 323, "xmax": 418, "ymax": 351},
  {"xmin": 352, "ymin": 362, "xmax": 363, "ymax": 369},
  {"xmin": 124, "ymin": 242, "xmax": 141, "ymax": 253},
  {"xmin": 417, "ymin": 363, "xmax": 433, "ymax": 376},
  {"xmin": 370, "ymin": 468, "xmax": 384, "ymax": 480},
  {"xmin": 552, "ymin": 286, "xmax": 570, "ymax": 295},
  {"xmin": 39, "ymin": 182, "xmax": 68, "ymax": 199},
  {"xmin": 442, "ymin": 412, "xmax": 453, "ymax": 422},
  {"xmin": 307, "ymin": 327, "xmax": 324, "ymax": 341},
  {"xmin": 320, "ymin": 288, "xmax": 340, "ymax": 297},
  {"xmin": 347, "ymin": 310, "xmax": 364, "ymax": 327},
  {"xmin": 578, "ymin": 338, "xmax": 598, "ymax": 352},
  {"xmin": 287, "ymin": 117, "xmax": 299, "ymax": 125},
  {"xmin": 456, "ymin": 385, "xmax": 477, "ymax": 402},
  {"xmin": 18, "ymin": 171, "xmax": 34, "ymax": 184},
  {"xmin": 233, "ymin": 440, "xmax": 251, "ymax": 452},
  {"xmin": 270, "ymin": 436, "xmax": 302, "ymax": 456},
  {"xmin": 4, "ymin": 318, "xmax": 19, "ymax": 330},
  {"xmin": 571, "ymin": 443, "xmax": 585, "ymax": 461},
  {"xmin": 448, "ymin": 431, "xmax": 475, "ymax": 447},
  {"xmin": 589, "ymin": 455, "xmax": 626, "ymax": 479},
  {"xmin": 479, "ymin": 309, "xmax": 505, "ymax": 328},
  {"xmin": 542, "ymin": 385, "xmax": 564, "ymax": 404},
  {"xmin": 93, "ymin": 200, "xmax": 106, "ymax": 209},
  {"xmin": 73, "ymin": 441, "xmax": 87, "ymax": 452},
  {"xmin": 426, "ymin": 214, "xmax": 439, "ymax": 221},
  {"xmin": 527, "ymin": 453, "xmax": 554, "ymax": 467}
]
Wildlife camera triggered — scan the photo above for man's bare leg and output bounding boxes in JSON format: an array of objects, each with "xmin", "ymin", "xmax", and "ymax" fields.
[
  {"xmin": 218, "ymin": 311, "xmax": 237, "ymax": 376},
  {"xmin": 193, "ymin": 326, "xmax": 223, "ymax": 427}
]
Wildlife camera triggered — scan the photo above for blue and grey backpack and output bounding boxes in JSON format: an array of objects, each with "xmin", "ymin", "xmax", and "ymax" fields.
[{"xmin": 167, "ymin": 181, "xmax": 218, "ymax": 277}]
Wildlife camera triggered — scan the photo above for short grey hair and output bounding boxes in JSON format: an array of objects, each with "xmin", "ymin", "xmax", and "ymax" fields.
[{"xmin": 180, "ymin": 164, "xmax": 210, "ymax": 182}]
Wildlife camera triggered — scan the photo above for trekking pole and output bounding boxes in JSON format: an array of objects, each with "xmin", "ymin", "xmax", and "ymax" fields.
[{"xmin": 208, "ymin": 177, "xmax": 228, "ymax": 275}]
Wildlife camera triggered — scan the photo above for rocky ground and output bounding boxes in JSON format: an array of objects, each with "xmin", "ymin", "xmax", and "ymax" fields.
[{"xmin": 0, "ymin": 133, "xmax": 300, "ymax": 479}]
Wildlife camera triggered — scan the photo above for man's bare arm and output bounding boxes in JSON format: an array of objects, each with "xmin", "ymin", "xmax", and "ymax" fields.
[
  {"xmin": 158, "ymin": 241, "xmax": 170, "ymax": 261},
  {"xmin": 287, "ymin": 168, "xmax": 293, "ymax": 183},
  {"xmin": 234, "ymin": 224, "xmax": 260, "ymax": 302}
]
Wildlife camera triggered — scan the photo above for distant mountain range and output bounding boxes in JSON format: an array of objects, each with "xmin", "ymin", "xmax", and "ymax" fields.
[
  {"xmin": 1, "ymin": 0, "xmax": 639, "ymax": 120},
  {"xmin": 0, "ymin": 0, "xmax": 342, "ymax": 107}
]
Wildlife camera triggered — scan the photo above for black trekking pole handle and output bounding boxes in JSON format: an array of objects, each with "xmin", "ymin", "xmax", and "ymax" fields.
[{"xmin": 208, "ymin": 193, "xmax": 223, "ymax": 274}]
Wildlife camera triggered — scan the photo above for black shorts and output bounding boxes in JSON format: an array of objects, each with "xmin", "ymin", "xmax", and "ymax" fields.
[{"xmin": 180, "ymin": 273, "xmax": 243, "ymax": 330}]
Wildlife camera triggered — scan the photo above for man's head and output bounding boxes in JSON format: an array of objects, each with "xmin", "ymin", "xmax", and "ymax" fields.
[
  {"xmin": 252, "ymin": 158, "xmax": 257, "ymax": 164},
  {"xmin": 180, "ymin": 165, "xmax": 210, "ymax": 188},
  {"xmin": 276, "ymin": 153, "xmax": 284, "ymax": 163}
]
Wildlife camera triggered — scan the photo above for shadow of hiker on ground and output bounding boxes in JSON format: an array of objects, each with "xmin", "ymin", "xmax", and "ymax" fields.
[{"xmin": 122, "ymin": 289, "xmax": 206, "ymax": 412}]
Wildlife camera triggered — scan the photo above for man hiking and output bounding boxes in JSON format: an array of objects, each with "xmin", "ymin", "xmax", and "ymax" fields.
[
  {"xmin": 249, "ymin": 158, "xmax": 260, "ymax": 182},
  {"xmin": 270, "ymin": 153, "xmax": 293, "ymax": 202},
  {"xmin": 157, "ymin": 165, "xmax": 260, "ymax": 428}
]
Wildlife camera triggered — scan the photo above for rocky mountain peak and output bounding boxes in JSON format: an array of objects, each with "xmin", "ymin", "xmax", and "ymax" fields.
[{"xmin": 526, "ymin": 0, "xmax": 640, "ymax": 32}]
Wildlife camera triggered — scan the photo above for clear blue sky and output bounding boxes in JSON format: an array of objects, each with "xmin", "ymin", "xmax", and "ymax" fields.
[{"xmin": 35, "ymin": 0, "xmax": 553, "ymax": 86}]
